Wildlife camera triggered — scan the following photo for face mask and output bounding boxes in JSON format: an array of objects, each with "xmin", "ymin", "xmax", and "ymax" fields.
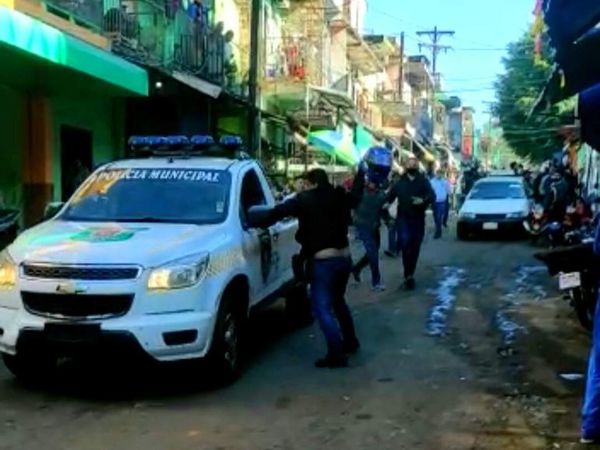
[{"xmin": 406, "ymin": 167, "xmax": 418, "ymax": 175}]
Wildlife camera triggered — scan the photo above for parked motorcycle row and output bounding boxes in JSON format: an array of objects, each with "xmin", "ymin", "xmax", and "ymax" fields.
[
  {"xmin": 532, "ymin": 198, "xmax": 599, "ymax": 331},
  {"xmin": 525, "ymin": 200, "xmax": 596, "ymax": 247}
]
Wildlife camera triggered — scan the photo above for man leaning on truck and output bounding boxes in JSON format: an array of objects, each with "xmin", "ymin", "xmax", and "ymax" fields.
[{"xmin": 250, "ymin": 167, "xmax": 365, "ymax": 368}]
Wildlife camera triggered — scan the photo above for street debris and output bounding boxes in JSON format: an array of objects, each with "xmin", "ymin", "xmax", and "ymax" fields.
[
  {"xmin": 559, "ymin": 373, "xmax": 585, "ymax": 382},
  {"xmin": 495, "ymin": 311, "xmax": 525, "ymax": 347},
  {"xmin": 426, "ymin": 267, "xmax": 466, "ymax": 337},
  {"xmin": 494, "ymin": 265, "xmax": 547, "ymax": 348}
]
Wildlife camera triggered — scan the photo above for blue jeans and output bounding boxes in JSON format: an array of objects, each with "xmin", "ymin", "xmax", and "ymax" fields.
[
  {"xmin": 310, "ymin": 257, "xmax": 358, "ymax": 356},
  {"xmin": 443, "ymin": 198, "xmax": 450, "ymax": 226},
  {"xmin": 433, "ymin": 201, "xmax": 447, "ymax": 237},
  {"xmin": 354, "ymin": 225, "xmax": 381, "ymax": 286},
  {"xmin": 397, "ymin": 216, "xmax": 425, "ymax": 279},
  {"xmin": 583, "ymin": 296, "xmax": 600, "ymax": 438}
]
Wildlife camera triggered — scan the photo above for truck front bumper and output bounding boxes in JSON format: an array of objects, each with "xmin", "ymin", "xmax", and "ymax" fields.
[{"xmin": 0, "ymin": 286, "xmax": 216, "ymax": 362}]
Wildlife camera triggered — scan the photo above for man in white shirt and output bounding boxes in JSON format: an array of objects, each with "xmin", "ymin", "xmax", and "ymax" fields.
[
  {"xmin": 429, "ymin": 170, "xmax": 452, "ymax": 239},
  {"xmin": 223, "ymin": 30, "xmax": 237, "ymax": 88},
  {"xmin": 283, "ymin": 175, "xmax": 306, "ymax": 201}
]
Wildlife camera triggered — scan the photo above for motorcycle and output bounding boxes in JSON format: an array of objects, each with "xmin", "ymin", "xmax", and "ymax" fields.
[
  {"xmin": 526, "ymin": 202, "xmax": 593, "ymax": 247},
  {"xmin": 0, "ymin": 209, "xmax": 20, "ymax": 251},
  {"xmin": 535, "ymin": 235, "xmax": 598, "ymax": 330},
  {"xmin": 523, "ymin": 205, "xmax": 565, "ymax": 247},
  {"xmin": 523, "ymin": 203, "xmax": 546, "ymax": 243}
]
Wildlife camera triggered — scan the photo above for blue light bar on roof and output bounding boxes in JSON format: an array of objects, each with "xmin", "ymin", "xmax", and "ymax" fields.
[
  {"xmin": 128, "ymin": 136, "xmax": 152, "ymax": 148},
  {"xmin": 165, "ymin": 135, "xmax": 189, "ymax": 147},
  {"xmin": 220, "ymin": 135, "xmax": 243, "ymax": 146},
  {"xmin": 190, "ymin": 135, "xmax": 215, "ymax": 146},
  {"xmin": 129, "ymin": 135, "xmax": 189, "ymax": 149}
]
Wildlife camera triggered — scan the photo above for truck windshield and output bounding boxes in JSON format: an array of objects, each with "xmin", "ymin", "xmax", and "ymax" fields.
[{"xmin": 60, "ymin": 168, "xmax": 231, "ymax": 224}]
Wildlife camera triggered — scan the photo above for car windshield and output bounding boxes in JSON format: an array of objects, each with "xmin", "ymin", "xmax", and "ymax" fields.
[
  {"xmin": 60, "ymin": 168, "xmax": 231, "ymax": 224},
  {"xmin": 469, "ymin": 182, "xmax": 525, "ymax": 200}
]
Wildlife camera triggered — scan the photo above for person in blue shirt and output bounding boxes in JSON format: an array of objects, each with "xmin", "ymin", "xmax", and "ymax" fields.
[
  {"xmin": 429, "ymin": 169, "xmax": 451, "ymax": 239},
  {"xmin": 582, "ymin": 217, "xmax": 600, "ymax": 444}
]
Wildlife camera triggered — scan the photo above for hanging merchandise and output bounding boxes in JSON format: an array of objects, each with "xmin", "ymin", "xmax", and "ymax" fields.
[{"xmin": 532, "ymin": 0, "xmax": 544, "ymax": 64}]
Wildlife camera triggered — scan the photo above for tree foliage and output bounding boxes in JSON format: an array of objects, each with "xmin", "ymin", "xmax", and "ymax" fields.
[{"xmin": 494, "ymin": 33, "xmax": 574, "ymax": 162}]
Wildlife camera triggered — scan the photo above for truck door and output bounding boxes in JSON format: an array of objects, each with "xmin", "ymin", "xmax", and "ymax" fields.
[
  {"xmin": 239, "ymin": 168, "xmax": 280, "ymax": 302},
  {"xmin": 256, "ymin": 169, "xmax": 299, "ymax": 285}
]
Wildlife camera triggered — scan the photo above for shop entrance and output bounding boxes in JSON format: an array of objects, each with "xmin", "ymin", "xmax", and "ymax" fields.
[{"xmin": 60, "ymin": 125, "xmax": 92, "ymax": 201}]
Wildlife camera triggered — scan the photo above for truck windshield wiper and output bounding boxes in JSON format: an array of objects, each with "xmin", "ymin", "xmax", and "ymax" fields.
[{"xmin": 113, "ymin": 217, "xmax": 176, "ymax": 223}]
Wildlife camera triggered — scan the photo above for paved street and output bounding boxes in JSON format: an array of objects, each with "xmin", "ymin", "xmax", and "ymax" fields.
[{"xmin": 0, "ymin": 224, "xmax": 592, "ymax": 450}]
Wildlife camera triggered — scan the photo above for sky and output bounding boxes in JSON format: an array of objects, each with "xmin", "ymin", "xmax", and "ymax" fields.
[{"xmin": 363, "ymin": 0, "xmax": 535, "ymax": 128}]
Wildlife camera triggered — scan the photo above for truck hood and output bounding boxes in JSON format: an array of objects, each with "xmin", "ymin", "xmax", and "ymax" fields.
[
  {"xmin": 9, "ymin": 221, "xmax": 227, "ymax": 268},
  {"xmin": 461, "ymin": 198, "xmax": 529, "ymax": 215}
]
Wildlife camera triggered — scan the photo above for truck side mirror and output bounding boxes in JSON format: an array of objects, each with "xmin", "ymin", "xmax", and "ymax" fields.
[
  {"xmin": 44, "ymin": 202, "xmax": 65, "ymax": 220},
  {"xmin": 246, "ymin": 205, "xmax": 273, "ymax": 229}
]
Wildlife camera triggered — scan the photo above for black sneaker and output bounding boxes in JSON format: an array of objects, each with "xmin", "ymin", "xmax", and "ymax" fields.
[
  {"xmin": 351, "ymin": 270, "xmax": 361, "ymax": 283},
  {"xmin": 385, "ymin": 250, "xmax": 397, "ymax": 258},
  {"xmin": 314, "ymin": 355, "xmax": 349, "ymax": 368},
  {"xmin": 343, "ymin": 339, "xmax": 361, "ymax": 355},
  {"xmin": 404, "ymin": 277, "xmax": 416, "ymax": 291}
]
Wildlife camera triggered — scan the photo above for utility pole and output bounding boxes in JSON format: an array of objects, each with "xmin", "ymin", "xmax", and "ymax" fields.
[
  {"xmin": 398, "ymin": 32, "xmax": 404, "ymax": 101},
  {"xmin": 416, "ymin": 26, "xmax": 454, "ymax": 81},
  {"xmin": 482, "ymin": 101, "xmax": 496, "ymax": 167},
  {"xmin": 247, "ymin": 0, "xmax": 262, "ymax": 157}
]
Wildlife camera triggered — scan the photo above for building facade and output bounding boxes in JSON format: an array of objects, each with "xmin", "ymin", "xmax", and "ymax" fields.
[{"xmin": 0, "ymin": 1, "xmax": 148, "ymax": 224}]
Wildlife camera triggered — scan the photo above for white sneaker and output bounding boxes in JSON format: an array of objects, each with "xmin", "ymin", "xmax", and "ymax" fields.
[{"xmin": 372, "ymin": 284, "xmax": 386, "ymax": 293}]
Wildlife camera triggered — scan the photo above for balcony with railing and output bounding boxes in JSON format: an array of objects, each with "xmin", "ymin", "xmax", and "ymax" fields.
[
  {"xmin": 262, "ymin": 36, "xmax": 324, "ymax": 89},
  {"xmin": 375, "ymin": 84, "xmax": 411, "ymax": 112},
  {"xmin": 43, "ymin": 0, "xmax": 104, "ymax": 29},
  {"xmin": 33, "ymin": 0, "xmax": 237, "ymax": 92},
  {"xmin": 103, "ymin": 0, "xmax": 169, "ymax": 67}
]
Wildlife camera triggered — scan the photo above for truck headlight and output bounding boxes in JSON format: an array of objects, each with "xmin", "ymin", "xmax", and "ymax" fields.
[
  {"xmin": 459, "ymin": 212, "xmax": 476, "ymax": 219},
  {"xmin": 147, "ymin": 253, "xmax": 210, "ymax": 290},
  {"xmin": 0, "ymin": 250, "xmax": 17, "ymax": 288},
  {"xmin": 506, "ymin": 212, "xmax": 526, "ymax": 219}
]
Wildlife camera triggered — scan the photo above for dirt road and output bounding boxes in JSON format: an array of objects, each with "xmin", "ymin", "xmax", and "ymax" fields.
[{"xmin": 0, "ymin": 227, "xmax": 592, "ymax": 450}]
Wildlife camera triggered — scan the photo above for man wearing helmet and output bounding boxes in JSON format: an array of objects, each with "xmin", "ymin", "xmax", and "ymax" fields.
[{"xmin": 351, "ymin": 150, "xmax": 391, "ymax": 292}]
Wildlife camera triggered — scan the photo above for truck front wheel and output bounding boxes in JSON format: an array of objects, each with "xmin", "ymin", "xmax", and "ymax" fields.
[
  {"xmin": 2, "ymin": 352, "xmax": 57, "ymax": 384},
  {"xmin": 207, "ymin": 295, "xmax": 245, "ymax": 384}
]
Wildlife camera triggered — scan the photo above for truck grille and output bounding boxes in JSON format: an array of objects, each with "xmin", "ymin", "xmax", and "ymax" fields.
[
  {"xmin": 22, "ymin": 264, "xmax": 140, "ymax": 281},
  {"xmin": 475, "ymin": 214, "xmax": 507, "ymax": 221},
  {"xmin": 21, "ymin": 292, "xmax": 134, "ymax": 318}
]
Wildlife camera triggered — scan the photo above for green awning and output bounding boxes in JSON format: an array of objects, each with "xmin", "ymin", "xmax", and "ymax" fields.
[
  {"xmin": 0, "ymin": 6, "xmax": 148, "ymax": 96},
  {"xmin": 355, "ymin": 124, "xmax": 375, "ymax": 157}
]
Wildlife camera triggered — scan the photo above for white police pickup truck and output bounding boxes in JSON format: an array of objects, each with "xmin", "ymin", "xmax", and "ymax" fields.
[{"xmin": 0, "ymin": 136, "xmax": 304, "ymax": 382}]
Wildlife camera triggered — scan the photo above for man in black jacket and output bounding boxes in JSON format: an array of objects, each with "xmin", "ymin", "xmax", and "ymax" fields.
[
  {"xmin": 251, "ymin": 168, "xmax": 364, "ymax": 368},
  {"xmin": 387, "ymin": 156, "xmax": 435, "ymax": 290}
]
